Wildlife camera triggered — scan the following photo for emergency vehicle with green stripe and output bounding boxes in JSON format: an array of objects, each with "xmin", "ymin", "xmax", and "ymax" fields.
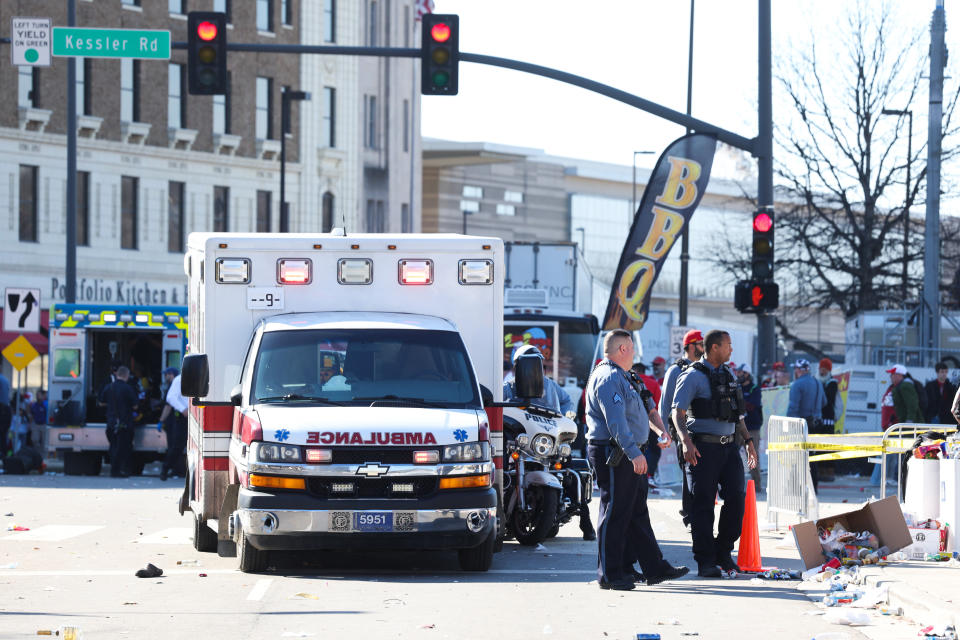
[
  {"xmin": 179, "ymin": 231, "xmax": 506, "ymax": 572},
  {"xmin": 45, "ymin": 304, "xmax": 188, "ymax": 476}
]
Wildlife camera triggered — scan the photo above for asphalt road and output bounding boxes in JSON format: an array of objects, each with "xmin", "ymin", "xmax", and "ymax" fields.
[{"xmin": 0, "ymin": 468, "xmax": 920, "ymax": 639}]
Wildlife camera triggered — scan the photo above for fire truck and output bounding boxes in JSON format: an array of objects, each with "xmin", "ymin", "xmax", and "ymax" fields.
[
  {"xmin": 45, "ymin": 304, "xmax": 188, "ymax": 475},
  {"xmin": 178, "ymin": 232, "xmax": 516, "ymax": 572}
]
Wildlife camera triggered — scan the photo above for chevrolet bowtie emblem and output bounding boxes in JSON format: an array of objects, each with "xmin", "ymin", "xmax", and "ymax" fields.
[{"xmin": 356, "ymin": 463, "xmax": 390, "ymax": 478}]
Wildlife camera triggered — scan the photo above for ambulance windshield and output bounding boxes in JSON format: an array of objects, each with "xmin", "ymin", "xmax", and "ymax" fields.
[{"xmin": 252, "ymin": 328, "xmax": 481, "ymax": 408}]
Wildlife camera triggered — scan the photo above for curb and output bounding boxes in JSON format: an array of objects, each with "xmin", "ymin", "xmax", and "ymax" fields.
[{"xmin": 861, "ymin": 571, "xmax": 960, "ymax": 629}]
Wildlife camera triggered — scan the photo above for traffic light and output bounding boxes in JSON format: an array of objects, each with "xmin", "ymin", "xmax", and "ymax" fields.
[
  {"xmin": 421, "ymin": 14, "xmax": 459, "ymax": 95},
  {"xmin": 735, "ymin": 280, "xmax": 780, "ymax": 312},
  {"xmin": 751, "ymin": 206, "xmax": 774, "ymax": 281},
  {"xmin": 188, "ymin": 12, "xmax": 227, "ymax": 95}
]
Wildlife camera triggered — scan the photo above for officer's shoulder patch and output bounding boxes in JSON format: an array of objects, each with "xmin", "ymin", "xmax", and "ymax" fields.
[{"xmin": 612, "ymin": 392, "xmax": 622, "ymax": 404}]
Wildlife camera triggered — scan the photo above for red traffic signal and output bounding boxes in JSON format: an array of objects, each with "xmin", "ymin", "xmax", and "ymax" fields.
[
  {"xmin": 421, "ymin": 14, "xmax": 459, "ymax": 96},
  {"xmin": 735, "ymin": 280, "xmax": 779, "ymax": 313},
  {"xmin": 430, "ymin": 22, "xmax": 452, "ymax": 43},
  {"xmin": 753, "ymin": 212, "xmax": 773, "ymax": 233},
  {"xmin": 751, "ymin": 207, "xmax": 775, "ymax": 281},
  {"xmin": 197, "ymin": 21, "xmax": 218, "ymax": 41}
]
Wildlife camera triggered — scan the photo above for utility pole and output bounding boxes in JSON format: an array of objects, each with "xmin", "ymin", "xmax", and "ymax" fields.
[
  {"xmin": 924, "ymin": 0, "xmax": 946, "ymax": 365},
  {"xmin": 279, "ymin": 87, "xmax": 310, "ymax": 232},
  {"xmin": 679, "ymin": 0, "xmax": 695, "ymax": 326},
  {"xmin": 65, "ymin": 0, "xmax": 77, "ymax": 303},
  {"xmin": 756, "ymin": 0, "xmax": 776, "ymax": 372}
]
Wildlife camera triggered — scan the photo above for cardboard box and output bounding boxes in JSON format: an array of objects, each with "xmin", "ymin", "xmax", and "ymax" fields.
[
  {"xmin": 901, "ymin": 526, "xmax": 947, "ymax": 560},
  {"xmin": 793, "ymin": 495, "xmax": 913, "ymax": 569}
]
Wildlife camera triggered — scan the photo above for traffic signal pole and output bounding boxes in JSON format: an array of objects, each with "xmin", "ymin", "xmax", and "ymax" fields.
[{"xmin": 756, "ymin": 0, "xmax": 776, "ymax": 372}]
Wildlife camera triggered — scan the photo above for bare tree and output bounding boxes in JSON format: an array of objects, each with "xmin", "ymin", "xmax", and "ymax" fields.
[{"xmin": 713, "ymin": 2, "xmax": 960, "ymax": 319}]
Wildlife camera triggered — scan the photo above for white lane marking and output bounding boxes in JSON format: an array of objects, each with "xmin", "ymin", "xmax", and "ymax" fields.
[
  {"xmin": 247, "ymin": 578, "xmax": 273, "ymax": 601},
  {"xmin": 2, "ymin": 525, "xmax": 104, "ymax": 542},
  {"xmin": 0, "ymin": 569, "xmax": 238, "ymax": 576},
  {"xmin": 134, "ymin": 527, "xmax": 193, "ymax": 545}
]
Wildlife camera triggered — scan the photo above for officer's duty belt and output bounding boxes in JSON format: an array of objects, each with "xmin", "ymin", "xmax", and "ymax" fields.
[{"xmin": 692, "ymin": 433, "xmax": 736, "ymax": 445}]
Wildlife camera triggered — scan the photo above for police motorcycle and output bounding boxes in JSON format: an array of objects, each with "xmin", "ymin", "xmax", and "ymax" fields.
[{"xmin": 501, "ymin": 353, "xmax": 593, "ymax": 545}]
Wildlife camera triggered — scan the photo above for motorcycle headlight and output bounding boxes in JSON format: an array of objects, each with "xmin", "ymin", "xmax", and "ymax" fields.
[
  {"xmin": 531, "ymin": 434, "xmax": 555, "ymax": 457},
  {"xmin": 442, "ymin": 442, "xmax": 490, "ymax": 462},
  {"xmin": 257, "ymin": 443, "xmax": 301, "ymax": 463}
]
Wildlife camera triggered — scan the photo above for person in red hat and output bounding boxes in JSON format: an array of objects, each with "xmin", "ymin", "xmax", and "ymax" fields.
[
  {"xmin": 652, "ymin": 356, "xmax": 667, "ymax": 385},
  {"xmin": 658, "ymin": 329, "xmax": 704, "ymax": 530}
]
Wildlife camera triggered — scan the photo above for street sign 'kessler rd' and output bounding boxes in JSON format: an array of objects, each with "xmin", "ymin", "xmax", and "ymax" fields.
[{"xmin": 52, "ymin": 27, "xmax": 170, "ymax": 60}]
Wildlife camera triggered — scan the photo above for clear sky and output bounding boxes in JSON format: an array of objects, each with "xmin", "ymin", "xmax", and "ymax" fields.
[{"xmin": 421, "ymin": 0, "xmax": 957, "ymax": 180}]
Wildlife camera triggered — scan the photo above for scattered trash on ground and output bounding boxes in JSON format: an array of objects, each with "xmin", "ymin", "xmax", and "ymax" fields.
[
  {"xmin": 6, "ymin": 524, "xmax": 29, "ymax": 531},
  {"xmin": 134, "ymin": 563, "xmax": 163, "ymax": 578},
  {"xmin": 36, "ymin": 626, "xmax": 82, "ymax": 639},
  {"xmin": 177, "ymin": 559, "xmax": 200, "ymax": 566},
  {"xmin": 824, "ymin": 609, "xmax": 871, "ymax": 626},
  {"xmin": 291, "ymin": 593, "xmax": 319, "ymax": 600}
]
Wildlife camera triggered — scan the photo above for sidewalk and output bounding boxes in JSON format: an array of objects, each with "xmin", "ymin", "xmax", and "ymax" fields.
[{"xmin": 756, "ymin": 475, "xmax": 960, "ymax": 633}]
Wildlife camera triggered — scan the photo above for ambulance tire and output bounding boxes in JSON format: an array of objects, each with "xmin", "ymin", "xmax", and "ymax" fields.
[
  {"xmin": 457, "ymin": 529, "xmax": 495, "ymax": 571},
  {"xmin": 238, "ymin": 526, "xmax": 269, "ymax": 573},
  {"xmin": 193, "ymin": 514, "xmax": 218, "ymax": 552}
]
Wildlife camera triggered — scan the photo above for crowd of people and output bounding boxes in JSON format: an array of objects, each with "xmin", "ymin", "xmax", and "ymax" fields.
[{"xmin": 0, "ymin": 370, "xmax": 48, "ymax": 462}]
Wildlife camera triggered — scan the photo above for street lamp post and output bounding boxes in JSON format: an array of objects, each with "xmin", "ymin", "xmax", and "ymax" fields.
[
  {"xmin": 280, "ymin": 87, "xmax": 310, "ymax": 232},
  {"xmin": 881, "ymin": 107, "xmax": 913, "ymax": 307},
  {"xmin": 631, "ymin": 150, "xmax": 656, "ymax": 221}
]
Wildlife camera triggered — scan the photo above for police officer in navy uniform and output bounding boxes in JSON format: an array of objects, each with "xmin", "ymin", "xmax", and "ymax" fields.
[
  {"xmin": 586, "ymin": 329, "xmax": 689, "ymax": 590},
  {"xmin": 98, "ymin": 365, "xmax": 138, "ymax": 478},
  {"xmin": 672, "ymin": 330, "xmax": 758, "ymax": 577}
]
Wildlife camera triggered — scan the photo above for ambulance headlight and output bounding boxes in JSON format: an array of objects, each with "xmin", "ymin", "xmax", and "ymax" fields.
[
  {"xmin": 458, "ymin": 259, "xmax": 494, "ymax": 285},
  {"xmin": 256, "ymin": 443, "xmax": 302, "ymax": 463},
  {"xmin": 278, "ymin": 259, "xmax": 312, "ymax": 284},
  {"xmin": 531, "ymin": 434, "xmax": 555, "ymax": 457},
  {"xmin": 442, "ymin": 442, "xmax": 490, "ymax": 462},
  {"xmin": 215, "ymin": 258, "xmax": 251, "ymax": 284},
  {"xmin": 338, "ymin": 258, "xmax": 373, "ymax": 284},
  {"xmin": 399, "ymin": 259, "xmax": 433, "ymax": 285}
]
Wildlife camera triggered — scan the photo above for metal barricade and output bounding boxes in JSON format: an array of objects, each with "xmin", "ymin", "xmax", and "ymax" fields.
[
  {"xmin": 766, "ymin": 416, "xmax": 815, "ymax": 528},
  {"xmin": 878, "ymin": 423, "xmax": 957, "ymax": 499}
]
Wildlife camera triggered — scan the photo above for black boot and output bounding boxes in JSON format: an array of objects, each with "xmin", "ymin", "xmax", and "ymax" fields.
[{"xmin": 580, "ymin": 508, "xmax": 596, "ymax": 541}]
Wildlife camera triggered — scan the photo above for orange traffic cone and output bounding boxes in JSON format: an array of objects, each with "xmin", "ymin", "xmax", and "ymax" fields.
[{"xmin": 737, "ymin": 479, "xmax": 762, "ymax": 572}]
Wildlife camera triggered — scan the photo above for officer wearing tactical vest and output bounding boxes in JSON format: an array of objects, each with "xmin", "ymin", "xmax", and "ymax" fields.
[
  {"xmin": 586, "ymin": 329, "xmax": 689, "ymax": 590},
  {"xmin": 659, "ymin": 329, "xmax": 705, "ymax": 529},
  {"xmin": 671, "ymin": 330, "xmax": 758, "ymax": 577}
]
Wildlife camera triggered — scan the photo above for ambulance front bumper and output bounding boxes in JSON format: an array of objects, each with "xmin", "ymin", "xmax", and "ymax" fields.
[{"xmin": 235, "ymin": 488, "xmax": 496, "ymax": 550}]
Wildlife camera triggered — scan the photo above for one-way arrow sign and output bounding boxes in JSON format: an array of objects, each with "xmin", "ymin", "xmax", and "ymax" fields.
[{"xmin": 3, "ymin": 287, "xmax": 41, "ymax": 334}]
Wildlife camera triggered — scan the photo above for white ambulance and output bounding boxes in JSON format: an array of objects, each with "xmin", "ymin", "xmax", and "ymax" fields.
[{"xmin": 179, "ymin": 232, "xmax": 510, "ymax": 572}]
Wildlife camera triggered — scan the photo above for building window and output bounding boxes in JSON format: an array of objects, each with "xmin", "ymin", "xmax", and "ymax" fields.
[
  {"xmin": 213, "ymin": 0, "xmax": 232, "ymax": 22},
  {"xmin": 256, "ymin": 190, "xmax": 272, "ymax": 232},
  {"xmin": 403, "ymin": 99, "xmax": 409, "ymax": 153},
  {"xmin": 168, "ymin": 63, "xmax": 186, "ymax": 129},
  {"xmin": 460, "ymin": 200, "xmax": 480, "ymax": 214},
  {"xmin": 404, "ymin": 5, "xmax": 410, "ymax": 47},
  {"xmin": 257, "ymin": 0, "xmax": 274, "ymax": 32},
  {"xmin": 320, "ymin": 87, "xmax": 335, "ymax": 148},
  {"xmin": 323, "ymin": 0, "xmax": 336, "ymax": 42},
  {"xmin": 366, "ymin": 200, "xmax": 385, "ymax": 232},
  {"xmin": 504, "ymin": 190, "xmax": 524, "ymax": 203},
  {"xmin": 322, "ymin": 191, "xmax": 334, "ymax": 232},
  {"xmin": 364, "ymin": 95, "xmax": 377, "ymax": 149},
  {"xmin": 496, "ymin": 204, "xmax": 516, "ymax": 216},
  {"xmin": 368, "ymin": 1, "xmax": 378, "ymax": 46},
  {"xmin": 281, "ymin": 0, "xmax": 292, "ymax": 25},
  {"xmin": 213, "ymin": 186, "xmax": 229, "ymax": 232},
  {"xmin": 256, "ymin": 77, "xmax": 273, "ymax": 139},
  {"xmin": 121, "ymin": 59, "xmax": 140, "ymax": 122},
  {"xmin": 75, "ymin": 59, "xmax": 93, "ymax": 116},
  {"xmin": 213, "ymin": 72, "xmax": 231, "ymax": 134},
  {"xmin": 169, "ymin": 0, "xmax": 186, "ymax": 14},
  {"xmin": 401, "ymin": 203, "xmax": 411, "ymax": 233},
  {"xmin": 77, "ymin": 171, "xmax": 90, "ymax": 246},
  {"xmin": 462, "ymin": 185, "xmax": 483, "ymax": 199},
  {"xmin": 121, "ymin": 176, "xmax": 138, "ymax": 250},
  {"xmin": 168, "ymin": 181, "xmax": 185, "ymax": 253},
  {"xmin": 19, "ymin": 165, "xmax": 38, "ymax": 243},
  {"xmin": 18, "ymin": 67, "xmax": 40, "ymax": 108},
  {"xmin": 122, "ymin": 0, "xmax": 141, "ymax": 6}
]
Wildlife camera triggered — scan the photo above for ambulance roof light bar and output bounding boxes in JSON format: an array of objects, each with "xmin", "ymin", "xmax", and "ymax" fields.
[
  {"xmin": 399, "ymin": 259, "xmax": 433, "ymax": 285},
  {"xmin": 277, "ymin": 259, "xmax": 312, "ymax": 284},
  {"xmin": 215, "ymin": 257, "xmax": 251, "ymax": 284},
  {"xmin": 338, "ymin": 258, "xmax": 373, "ymax": 285}
]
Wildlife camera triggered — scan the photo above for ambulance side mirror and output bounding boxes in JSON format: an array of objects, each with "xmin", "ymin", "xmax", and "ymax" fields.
[
  {"xmin": 513, "ymin": 354, "xmax": 544, "ymax": 399},
  {"xmin": 479, "ymin": 384, "xmax": 493, "ymax": 406},
  {"xmin": 230, "ymin": 384, "xmax": 243, "ymax": 406},
  {"xmin": 181, "ymin": 354, "xmax": 210, "ymax": 398}
]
